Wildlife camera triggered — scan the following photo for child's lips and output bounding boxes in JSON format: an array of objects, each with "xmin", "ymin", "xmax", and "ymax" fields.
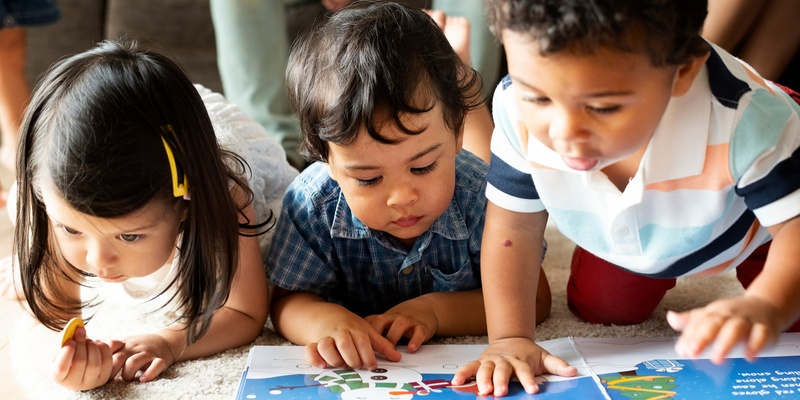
[
  {"xmin": 562, "ymin": 155, "xmax": 598, "ymax": 171},
  {"xmin": 97, "ymin": 274, "xmax": 125, "ymax": 282},
  {"xmin": 394, "ymin": 216, "xmax": 421, "ymax": 228}
]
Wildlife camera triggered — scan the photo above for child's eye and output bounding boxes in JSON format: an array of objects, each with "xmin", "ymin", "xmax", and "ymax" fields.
[
  {"xmin": 587, "ymin": 105, "xmax": 621, "ymax": 114},
  {"xmin": 118, "ymin": 234, "xmax": 142, "ymax": 243},
  {"xmin": 412, "ymin": 161, "xmax": 438, "ymax": 175},
  {"xmin": 58, "ymin": 225, "xmax": 81, "ymax": 236},
  {"xmin": 356, "ymin": 176, "xmax": 382, "ymax": 187},
  {"xmin": 522, "ymin": 95, "xmax": 550, "ymax": 105}
]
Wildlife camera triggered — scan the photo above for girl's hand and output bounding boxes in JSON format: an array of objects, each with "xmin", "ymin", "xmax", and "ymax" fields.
[
  {"xmin": 52, "ymin": 326, "xmax": 122, "ymax": 391},
  {"xmin": 451, "ymin": 337, "xmax": 577, "ymax": 397},
  {"xmin": 305, "ymin": 311, "xmax": 401, "ymax": 370},
  {"xmin": 668, "ymin": 295, "xmax": 783, "ymax": 364},
  {"xmin": 365, "ymin": 298, "xmax": 438, "ymax": 353},
  {"xmin": 111, "ymin": 333, "xmax": 177, "ymax": 383}
]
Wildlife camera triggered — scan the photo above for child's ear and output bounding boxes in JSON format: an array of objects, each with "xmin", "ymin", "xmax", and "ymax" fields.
[
  {"xmin": 671, "ymin": 51, "xmax": 710, "ymax": 97},
  {"xmin": 456, "ymin": 126, "xmax": 465, "ymax": 153},
  {"xmin": 180, "ymin": 203, "xmax": 190, "ymax": 222}
]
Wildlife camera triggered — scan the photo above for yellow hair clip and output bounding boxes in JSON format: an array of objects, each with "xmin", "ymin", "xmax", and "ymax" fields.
[{"xmin": 161, "ymin": 125, "xmax": 189, "ymax": 198}]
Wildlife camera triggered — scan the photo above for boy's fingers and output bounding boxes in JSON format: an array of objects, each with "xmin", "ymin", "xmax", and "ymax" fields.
[
  {"xmin": 314, "ymin": 338, "xmax": 347, "ymax": 368},
  {"xmin": 543, "ymin": 354, "xmax": 578, "ymax": 377},
  {"xmin": 712, "ymin": 318, "xmax": 749, "ymax": 364},
  {"xmin": 746, "ymin": 323, "xmax": 772, "ymax": 360},
  {"xmin": 666, "ymin": 310, "xmax": 688, "ymax": 331},
  {"xmin": 382, "ymin": 320, "xmax": 408, "ymax": 346},
  {"xmin": 405, "ymin": 326, "xmax": 427, "ymax": 352},
  {"xmin": 513, "ymin": 366, "xmax": 538, "ymax": 394},
  {"xmin": 472, "ymin": 361, "xmax": 496, "ymax": 396},
  {"xmin": 304, "ymin": 343, "xmax": 329, "ymax": 369},
  {"xmin": 451, "ymin": 361, "xmax": 479, "ymax": 385},
  {"xmin": 369, "ymin": 331, "xmax": 402, "ymax": 363},
  {"xmin": 347, "ymin": 333, "xmax": 375, "ymax": 369},
  {"xmin": 487, "ymin": 361, "xmax": 511, "ymax": 397}
]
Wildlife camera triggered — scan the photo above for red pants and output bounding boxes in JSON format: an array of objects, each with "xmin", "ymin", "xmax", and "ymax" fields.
[{"xmin": 567, "ymin": 243, "xmax": 800, "ymax": 331}]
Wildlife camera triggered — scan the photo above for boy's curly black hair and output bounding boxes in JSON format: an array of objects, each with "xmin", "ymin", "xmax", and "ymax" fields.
[
  {"xmin": 287, "ymin": 0, "xmax": 482, "ymax": 162},
  {"xmin": 484, "ymin": 0, "xmax": 710, "ymax": 66}
]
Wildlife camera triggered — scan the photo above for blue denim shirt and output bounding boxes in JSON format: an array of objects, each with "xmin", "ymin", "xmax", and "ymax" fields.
[{"xmin": 266, "ymin": 151, "xmax": 488, "ymax": 316}]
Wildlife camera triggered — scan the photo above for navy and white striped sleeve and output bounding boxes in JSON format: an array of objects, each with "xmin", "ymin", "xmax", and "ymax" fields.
[{"xmin": 485, "ymin": 79, "xmax": 545, "ymax": 213}]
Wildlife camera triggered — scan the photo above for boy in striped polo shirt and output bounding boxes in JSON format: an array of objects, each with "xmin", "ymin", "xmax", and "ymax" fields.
[{"xmin": 453, "ymin": 0, "xmax": 800, "ymax": 397}]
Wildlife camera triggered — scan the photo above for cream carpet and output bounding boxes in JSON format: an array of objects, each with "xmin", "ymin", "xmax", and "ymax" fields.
[{"xmin": 10, "ymin": 224, "xmax": 745, "ymax": 399}]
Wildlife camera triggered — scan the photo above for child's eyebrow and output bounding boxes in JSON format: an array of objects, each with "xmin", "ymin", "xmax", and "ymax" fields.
[
  {"xmin": 512, "ymin": 75, "xmax": 634, "ymax": 98},
  {"xmin": 48, "ymin": 215, "xmax": 160, "ymax": 233},
  {"xmin": 582, "ymin": 90, "xmax": 635, "ymax": 99},
  {"xmin": 343, "ymin": 143, "xmax": 443, "ymax": 171},
  {"xmin": 409, "ymin": 143, "xmax": 442, "ymax": 162}
]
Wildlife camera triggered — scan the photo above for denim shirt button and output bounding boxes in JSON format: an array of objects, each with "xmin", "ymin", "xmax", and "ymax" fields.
[{"xmin": 402, "ymin": 266, "xmax": 413, "ymax": 275}]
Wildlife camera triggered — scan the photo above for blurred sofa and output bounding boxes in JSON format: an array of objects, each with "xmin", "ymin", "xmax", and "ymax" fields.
[
  {"xmin": 23, "ymin": 0, "xmax": 433, "ymax": 98},
  {"xmin": 23, "ymin": 0, "xmax": 353, "ymax": 94},
  {"xmin": 25, "ymin": 0, "xmax": 223, "ymax": 93}
]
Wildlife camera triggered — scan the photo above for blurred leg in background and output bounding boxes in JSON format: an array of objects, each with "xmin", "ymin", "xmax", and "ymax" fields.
[
  {"xmin": 210, "ymin": 0, "xmax": 305, "ymax": 170},
  {"xmin": 0, "ymin": 0, "xmax": 60, "ymax": 207}
]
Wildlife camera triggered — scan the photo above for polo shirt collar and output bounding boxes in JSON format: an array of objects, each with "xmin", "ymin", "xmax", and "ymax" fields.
[{"xmin": 642, "ymin": 65, "xmax": 712, "ymax": 184}]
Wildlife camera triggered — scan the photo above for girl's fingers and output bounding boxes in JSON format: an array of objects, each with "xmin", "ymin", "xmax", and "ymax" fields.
[{"xmin": 139, "ymin": 358, "xmax": 169, "ymax": 383}]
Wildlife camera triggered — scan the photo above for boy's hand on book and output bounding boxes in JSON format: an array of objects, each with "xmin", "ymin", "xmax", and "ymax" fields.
[
  {"xmin": 366, "ymin": 299, "xmax": 437, "ymax": 353},
  {"xmin": 451, "ymin": 337, "xmax": 576, "ymax": 397},
  {"xmin": 668, "ymin": 295, "xmax": 782, "ymax": 364},
  {"xmin": 305, "ymin": 312, "xmax": 402, "ymax": 370},
  {"xmin": 52, "ymin": 325, "xmax": 120, "ymax": 390}
]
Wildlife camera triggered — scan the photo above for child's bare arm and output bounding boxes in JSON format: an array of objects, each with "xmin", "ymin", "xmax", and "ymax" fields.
[
  {"xmin": 271, "ymin": 287, "xmax": 401, "ymax": 370},
  {"xmin": 112, "ymin": 199, "xmax": 269, "ymax": 383},
  {"xmin": 453, "ymin": 203, "xmax": 575, "ymax": 397},
  {"xmin": 669, "ymin": 215, "xmax": 800, "ymax": 363},
  {"xmin": 461, "ymin": 102, "xmax": 493, "ymax": 164},
  {"xmin": 366, "ymin": 288, "xmax": 486, "ymax": 352},
  {"xmin": 180, "ymin": 199, "xmax": 269, "ymax": 356}
]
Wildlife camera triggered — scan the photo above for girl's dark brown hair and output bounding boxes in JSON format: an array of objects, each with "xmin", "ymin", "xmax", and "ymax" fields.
[{"xmin": 15, "ymin": 40, "xmax": 267, "ymax": 343}]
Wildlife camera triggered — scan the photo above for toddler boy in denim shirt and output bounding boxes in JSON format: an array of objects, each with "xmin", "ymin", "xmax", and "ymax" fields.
[{"xmin": 266, "ymin": 1, "xmax": 550, "ymax": 371}]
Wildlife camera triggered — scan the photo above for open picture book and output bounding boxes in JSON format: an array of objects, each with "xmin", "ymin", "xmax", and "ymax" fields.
[{"xmin": 235, "ymin": 333, "xmax": 800, "ymax": 399}]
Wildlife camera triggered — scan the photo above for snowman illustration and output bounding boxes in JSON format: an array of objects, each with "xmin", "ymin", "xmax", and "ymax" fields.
[{"xmin": 313, "ymin": 366, "xmax": 457, "ymax": 399}]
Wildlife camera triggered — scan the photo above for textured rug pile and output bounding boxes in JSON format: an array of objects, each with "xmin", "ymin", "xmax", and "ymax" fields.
[{"xmin": 10, "ymin": 224, "xmax": 744, "ymax": 399}]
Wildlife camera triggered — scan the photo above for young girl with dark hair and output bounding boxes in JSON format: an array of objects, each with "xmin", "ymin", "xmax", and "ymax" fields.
[{"xmin": 2, "ymin": 40, "xmax": 296, "ymax": 390}]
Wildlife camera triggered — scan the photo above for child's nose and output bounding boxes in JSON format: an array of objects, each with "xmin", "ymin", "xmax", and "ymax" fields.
[
  {"xmin": 549, "ymin": 110, "xmax": 589, "ymax": 142},
  {"xmin": 85, "ymin": 241, "xmax": 118, "ymax": 270},
  {"xmin": 387, "ymin": 181, "xmax": 419, "ymax": 207}
]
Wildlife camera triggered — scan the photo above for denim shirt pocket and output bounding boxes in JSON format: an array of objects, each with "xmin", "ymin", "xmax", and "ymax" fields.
[{"xmin": 428, "ymin": 262, "xmax": 479, "ymax": 293}]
